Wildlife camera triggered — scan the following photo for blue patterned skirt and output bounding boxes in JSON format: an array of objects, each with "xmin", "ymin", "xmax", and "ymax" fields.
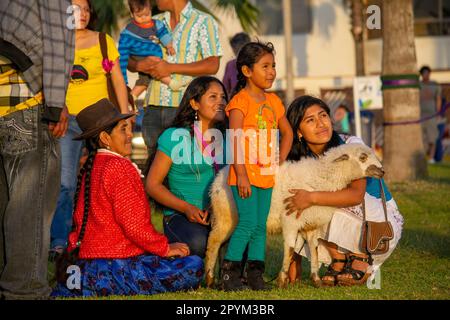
[{"xmin": 51, "ymin": 254, "xmax": 204, "ymax": 297}]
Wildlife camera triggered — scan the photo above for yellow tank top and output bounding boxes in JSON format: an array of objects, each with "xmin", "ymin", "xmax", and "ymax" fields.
[{"xmin": 66, "ymin": 34, "xmax": 119, "ymax": 115}]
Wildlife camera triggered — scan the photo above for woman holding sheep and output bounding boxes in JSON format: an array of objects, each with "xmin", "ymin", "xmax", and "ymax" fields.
[
  {"xmin": 221, "ymin": 42, "xmax": 293, "ymax": 291},
  {"xmin": 284, "ymin": 95, "xmax": 403, "ymax": 286}
]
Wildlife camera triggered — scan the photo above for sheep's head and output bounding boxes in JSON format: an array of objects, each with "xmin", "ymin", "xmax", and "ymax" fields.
[{"xmin": 330, "ymin": 144, "xmax": 384, "ymax": 179}]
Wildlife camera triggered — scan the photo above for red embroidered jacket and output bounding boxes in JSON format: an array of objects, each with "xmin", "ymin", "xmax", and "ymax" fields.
[{"xmin": 68, "ymin": 152, "xmax": 169, "ymax": 258}]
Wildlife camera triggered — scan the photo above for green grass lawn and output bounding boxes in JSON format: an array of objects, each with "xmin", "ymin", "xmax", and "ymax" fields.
[{"xmin": 51, "ymin": 163, "xmax": 450, "ymax": 300}]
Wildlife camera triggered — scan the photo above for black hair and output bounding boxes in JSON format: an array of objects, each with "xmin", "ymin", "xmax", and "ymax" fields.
[
  {"xmin": 231, "ymin": 41, "xmax": 275, "ymax": 99},
  {"xmin": 170, "ymin": 77, "xmax": 228, "ymax": 132},
  {"xmin": 144, "ymin": 76, "xmax": 228, "ymax": 175},
  {"xmin": 336, "ymin": 104, "xmax": 350, "ymax": 113},
  {"xmin": 286, "ymin": 95, "xmax": 342, "ymax": 160},
  {"xmin": 419, "ymin": 65, "xmax": 431, "ymax": 75},
  {"xmin": 229, "ymin": 32, "xmax": 251, "ymax": 56},
  {"xmin": 128, "ymin": 0, "xmax": 151, "ymax": 13},
  {"xmin": 85, "ymin": 0, "xmax": 98, "ymax": 31}
]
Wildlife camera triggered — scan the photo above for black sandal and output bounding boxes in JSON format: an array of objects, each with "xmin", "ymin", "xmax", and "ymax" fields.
[
  {"xmin": 336, "ymin": 254, "xmax": 372, "ymax": 286},
  {"xmin": 321, "ymin": 258, "xmax": 347, "ymax": 286}
]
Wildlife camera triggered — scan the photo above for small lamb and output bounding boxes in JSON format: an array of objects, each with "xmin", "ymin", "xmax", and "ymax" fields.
[{"xmin": 206, "ymin": 143, "xmax": 384, "ymax": 288}]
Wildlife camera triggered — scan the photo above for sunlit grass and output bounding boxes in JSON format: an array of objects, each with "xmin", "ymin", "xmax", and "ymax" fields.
[{"xmin": 49, "ymin": 163, "xmax": 450, "ymax": 300}]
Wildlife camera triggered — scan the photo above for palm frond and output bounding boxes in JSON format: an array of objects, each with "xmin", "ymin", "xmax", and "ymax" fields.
[
  {"xmin": 91, "ymin": 0, "xmax": 128, "ymax": 34},
  {"xmin": 91, "ymin": 0, "xmax": 260, "ymax": 35},
  {"xmin": 192, "ymin": 0, "xmax": 260, "ymax": 33}
]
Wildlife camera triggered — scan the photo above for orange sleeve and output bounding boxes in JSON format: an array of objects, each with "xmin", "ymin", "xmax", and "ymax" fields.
[
  {"xmin": 225, "ymin": 92, "xmax": 249, "ymax": 117},
  {"xmin": 268, "ymin": 93, "xmax": 285, "ymax": 121}
]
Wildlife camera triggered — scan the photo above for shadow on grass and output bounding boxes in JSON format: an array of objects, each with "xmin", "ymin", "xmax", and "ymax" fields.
[
  {"xmin": 425, "ymin": 176, "xmax": 450, "ymax": 185},
  {"xmin": 427, "ymin": 163, "xmax": 450, "ymax": 185},
  {"xmin": 399, "ymin": 228, "xmax": 450, "ymax": 258}
]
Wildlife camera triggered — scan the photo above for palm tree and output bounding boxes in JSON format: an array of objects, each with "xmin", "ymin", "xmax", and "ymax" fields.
[
  {"xmin": 381, "ymin": 0, "xmax": 427, "ymax": 181},
  {"xmin": 91, "ymin": 0, "xmax": 128, "ymax": 35},
  {"xmin": 347, "ymin": 0, "xmax": 365, "ymax": 76},
  {"xmin": 91, "ymin": 0, "xmax": 259, "ymax": 35}
]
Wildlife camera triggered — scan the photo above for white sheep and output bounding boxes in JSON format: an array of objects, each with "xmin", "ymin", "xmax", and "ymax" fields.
[{"xmin": 206, "ymin": 143, "xmax": 384, "ymax": 288}]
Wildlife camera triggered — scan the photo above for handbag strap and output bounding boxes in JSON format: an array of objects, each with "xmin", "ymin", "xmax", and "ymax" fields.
[
  {"xmin": 379, "ymin": 179, "xmax": 389, "ymax": 222},
  {"xmin": 362, "ymin": 178, "xmax": 389, "ymax": 222},
  {"xmin": 99, "ymin": 32, "xmax": 109, "ymax": 64}
]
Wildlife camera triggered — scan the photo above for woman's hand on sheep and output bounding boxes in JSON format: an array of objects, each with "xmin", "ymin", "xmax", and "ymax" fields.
[
  {"xmin": 183, "ymin": 203, "xmax": 210, "ymax": 225},
  {"xmin": 284, "ymin": 189, "xmax": 315, "ymax": 219},
  {"xmin": 237, "ymin": 173, "xmax": 252, "ymax": 199},
  {"xmin": 166, "ymin": 242, "xmax": 190, "ymax": 257}
]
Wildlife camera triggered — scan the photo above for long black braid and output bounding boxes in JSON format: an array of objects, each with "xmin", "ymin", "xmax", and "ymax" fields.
[
  {"xmin": 72, "ymin": 124, "xmax": 116, "ymax": 236},
  {"xmin": 231, "ymin": 41, "xmax": 275, "ymax": 99},
  {"xmin": 55, "ymin": 123, "xmax": 116, "ymax": 284}
]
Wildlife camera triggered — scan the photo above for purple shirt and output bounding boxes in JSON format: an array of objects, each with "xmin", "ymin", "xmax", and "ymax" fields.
[{"xmin": 223, "ymin": 59, "xmax": 238, "ymax": 96}]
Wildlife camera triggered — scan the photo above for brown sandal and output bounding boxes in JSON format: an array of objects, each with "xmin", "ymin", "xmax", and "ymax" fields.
[
  {"xmin": 321, "ymin": 258, "xmax": 346, "ymax": 286},
  {"xmin": 336, "ymin": 254, "xmax": 372, "ymax": 286}
]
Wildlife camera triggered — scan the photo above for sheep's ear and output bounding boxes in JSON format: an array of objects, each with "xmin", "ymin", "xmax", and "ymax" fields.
[{"xmin": 333, "ymin": 154, "xmax": 349, "ymax": 163}]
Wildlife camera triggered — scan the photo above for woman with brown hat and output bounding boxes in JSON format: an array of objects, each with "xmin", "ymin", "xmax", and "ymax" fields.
[
  {"xmin": 50, "ymin": 0, "xmax": 132, "ymax": 258},
  {"xmin": 52, "ymin": 98, "xmax": 203, "ymax": 297}
]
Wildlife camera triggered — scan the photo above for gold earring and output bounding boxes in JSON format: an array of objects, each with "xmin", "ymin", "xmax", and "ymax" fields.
[{"xmin": 195, "ymin": 111, "xmax": 199, "ymax": 121}]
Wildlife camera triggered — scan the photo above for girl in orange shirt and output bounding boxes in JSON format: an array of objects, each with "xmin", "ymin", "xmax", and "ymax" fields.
[{"xmin": 222, "ymin": 42, "xmax": 293, "ymax": 291}]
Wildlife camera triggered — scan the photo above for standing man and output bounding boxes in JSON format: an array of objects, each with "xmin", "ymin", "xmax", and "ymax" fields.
[
  {"xmin": 128, "ymin": 0, "xmax": 222, "ymax": 155},
  {"xmin": 419, "ymin": 66, "xmax": 442, "ymax": 164},
  {"xmin": 0, "ymin": 0, "xmax": 74, "ymax": 299}
]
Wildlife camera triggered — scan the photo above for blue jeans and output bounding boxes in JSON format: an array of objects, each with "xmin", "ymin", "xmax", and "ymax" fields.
[
  {"xmin": 0, "ymin": 106, "xmax": 61, "ymax": 299},
  {"xmin": 163, "ymin": 213, "xmax": 210, "ymax": 258},
  {"xmin": 434, "ymin": 122, "xmax": 446, "ymax": 162},
  {"xmin": 142, "ymin": 106, "xmax": 178, "ymax": 156},
  {"xmin": 50, "ymin": 116, "xmax": 83, "ymax": 249}
]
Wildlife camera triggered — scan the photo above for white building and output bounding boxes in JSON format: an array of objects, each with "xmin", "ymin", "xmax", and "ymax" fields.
[
  {"xmin": 212, "ymin": 0, "xmax": 450, "ymax": 107},
  {"xmin": 125, "ymin": 0, "xmax": 450, "ymax": 158}
]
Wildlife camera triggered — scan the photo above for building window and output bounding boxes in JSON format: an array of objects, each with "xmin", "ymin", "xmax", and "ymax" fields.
[
  {"xmin": 413, "ymin": 0, "xmax": 450, "ymax": 36},
  {"xmin": 367, "ymin": 0, "xmax": 450, "ymax": 38},
  {"xmin": 254, "ymin": 0, "xmax": 312, "ymax": 35}
]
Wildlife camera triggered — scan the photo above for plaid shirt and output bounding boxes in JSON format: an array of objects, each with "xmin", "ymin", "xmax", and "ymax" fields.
[
  {"xmin": 0, "ymin": 56, "xmax": 37, "ymax": 117},
  {"xmin": 0, "ymin": 0, "xmax": 75, "ymax": 122}
]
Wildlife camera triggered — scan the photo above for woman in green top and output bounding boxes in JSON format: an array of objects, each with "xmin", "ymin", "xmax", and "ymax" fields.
[{"xmin": 146, "ymin": 76, "xmax": 227, "ymax": 257}]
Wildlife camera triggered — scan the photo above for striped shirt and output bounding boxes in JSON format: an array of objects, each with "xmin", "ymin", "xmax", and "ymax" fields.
[
  {"xmin": 0, "ymin": 0, "xmax": 75, "ymax": 122},
  {"xmin": 144, "ymin": 1, "xmax": 222, "ymax": 108},
  {"xmin": 119, "ymin": 20, "xmax": 171, "ymax": 84}
]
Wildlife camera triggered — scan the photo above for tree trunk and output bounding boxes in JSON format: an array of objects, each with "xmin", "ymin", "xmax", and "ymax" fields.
[
  {"xmin": 283, "ymin": 0, "xmax": 295, "ymax": 106},
  {"xmin": 382, "ymin": 0, "xmax": 427, "ymax": 182},
  {"xmin": 351, "ymin": 0, "xmax": 365, "ymax": 76}
]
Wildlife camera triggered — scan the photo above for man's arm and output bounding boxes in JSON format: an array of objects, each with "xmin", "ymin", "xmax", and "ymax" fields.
[
  {"xmin": 40, "ymin": 0, "xmax": 75, "ymax": 123},
  {"xmin": 128, "ymin": 14, "xmax": 222, "ymax": 79},
  {"xmin": 128, "ymin": 56, "xmax": 220, "ymax": 80}
]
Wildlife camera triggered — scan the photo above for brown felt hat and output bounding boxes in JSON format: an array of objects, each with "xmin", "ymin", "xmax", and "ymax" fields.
[{"xmin": 73, "ymin": 98, "xmax": 134, "ymax": 140}]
